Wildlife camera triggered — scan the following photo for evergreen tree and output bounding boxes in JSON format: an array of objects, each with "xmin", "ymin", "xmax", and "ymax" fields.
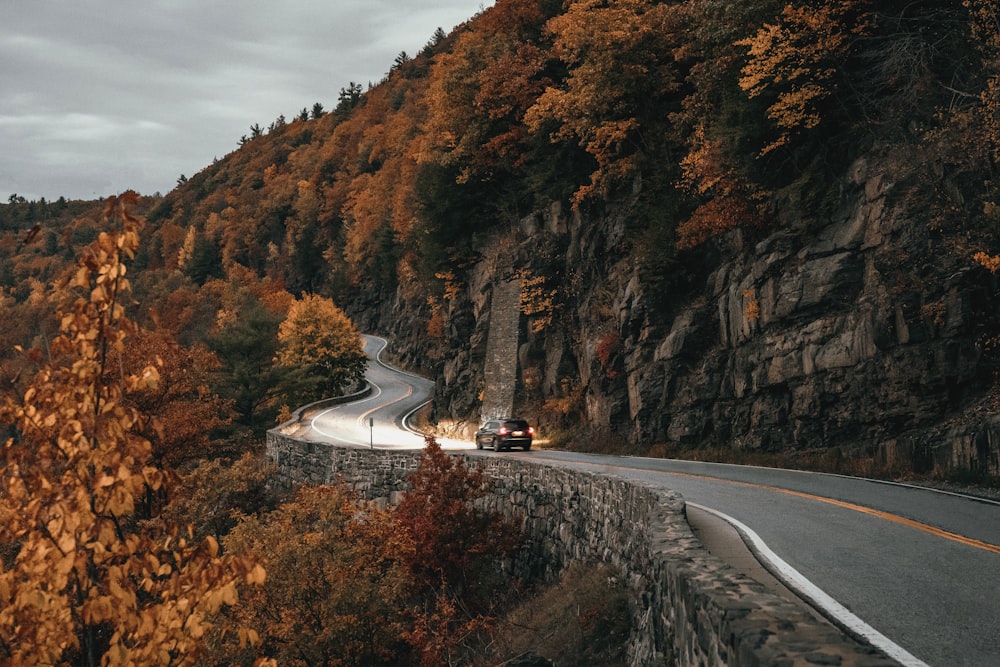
[
  {"xmin": 207, "ymin": 295, "xmax": 287, "ymax": 427},
  {"xmin": 183, "ymin": 235, "xmax": 223, "ymax": 285}
]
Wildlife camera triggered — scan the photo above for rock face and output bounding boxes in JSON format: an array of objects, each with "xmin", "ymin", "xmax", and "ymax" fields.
[{"xmin": 361, "ymin": 156, "xmax": 999, "ymax": 481}]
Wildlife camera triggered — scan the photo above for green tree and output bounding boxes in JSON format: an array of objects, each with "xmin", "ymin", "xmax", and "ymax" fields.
[
  {"xmin": 336, "ymin": 82, "xmax": 364, "ymax": 117},
  {"xmin": 207, "ymin": 293, "xmax": 287, "ymax": 427},
  {"xmin": 276, "ymin": 293, "xmax": 367, "ymax": 403},
  {"xmin": 183, "ymin": 234, "xmax": 224, "ymax": 286}
]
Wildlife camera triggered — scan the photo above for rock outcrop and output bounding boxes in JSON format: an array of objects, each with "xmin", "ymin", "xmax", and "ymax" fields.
[{"xmin": 361, "ymin": 155, "xmax": 999, "ymax": 482}]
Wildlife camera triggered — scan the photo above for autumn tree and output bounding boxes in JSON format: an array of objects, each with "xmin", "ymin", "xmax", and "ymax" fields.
[
  {"xmin": 283, "ymin": 179, "xmax": 325, "ymax": 292},
  {"xmin": 736, "ymin": 2, "xmax": 862, "ymax": 155},
  {"xmin": 966, "ymin": 0, "xmax": 1000, "ymax": 163},
  {"xmin": 216, "ymin": 485, "xmax": 413, "ymax": 667},
  {"xmin": 114, "ymin": 328, "xmax": 234, "ymax": 470},
  {"xmin": 162, "ymin": 453, "xmax": 286, "ymax": 543},
  {"xmin": 411, "ymin": 0, "xmax": 568, "ymax": 269},
  {"xmin": 675, "ymin": 124, "xmax": 768, "ymax": 248},
  {"xmin": 394, "ymin": 436, "xmax": 522, "ymax": 666},
  {"xmin": 524, "ymin": 0, "xmax": 683, "ymax": 205},
  {"xmin": 422, "ymin": 0, "xmax": 555, "ymax": 180},
  {"xmin": 0, "ymin": 192, "xmax": 270, "ymax": 666},
  {"xmin": 276, "ymin": 293, "xmax": 367, "ymax": 404}
]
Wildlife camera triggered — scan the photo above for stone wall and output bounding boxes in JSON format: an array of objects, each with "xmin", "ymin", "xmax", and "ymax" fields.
[
  {"xmin": 480, "ymin": 277, "xmax": 522, "ymax": 422},
  {"xmin": 266, "ymin": 432, "xmax": 897, "ymax": 666}
]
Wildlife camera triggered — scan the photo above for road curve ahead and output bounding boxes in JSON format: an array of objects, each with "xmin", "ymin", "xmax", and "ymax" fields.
[
  {"xmin": 304, "ymin": 336, "xmax": 1000, "ymax": 666},
  {"xmin": 305, "ymin": 335, "xmax": 472, "ymax": 449}
]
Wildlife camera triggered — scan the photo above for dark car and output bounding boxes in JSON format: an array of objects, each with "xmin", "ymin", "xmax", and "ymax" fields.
[{"xmin": 475, "ymin": 419, "xmax": 533, "ymax": 451}]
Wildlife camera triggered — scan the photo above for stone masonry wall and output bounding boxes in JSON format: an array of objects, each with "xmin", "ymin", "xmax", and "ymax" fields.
[
  {"xmin": 266, "ymin": 432, "xmax": 897, "ymax": 666},
  {"xmin": 480, "ymin": 277, "xmax": 522, "ymax": 422}
]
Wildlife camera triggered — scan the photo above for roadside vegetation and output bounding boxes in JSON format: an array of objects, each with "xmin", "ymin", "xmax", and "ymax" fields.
[{"xmin": 0, "ymin": 198, "xmax": 547, "ymax": 665}]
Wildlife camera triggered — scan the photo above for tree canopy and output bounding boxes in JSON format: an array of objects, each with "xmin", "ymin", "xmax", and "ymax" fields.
[
  {"xmin": 276, "ymin": 292, "xmax": 368, "ymax": 403},
  {"xmin": 0, "ymin": 193, "xmax": 270, "ymax": 666}
]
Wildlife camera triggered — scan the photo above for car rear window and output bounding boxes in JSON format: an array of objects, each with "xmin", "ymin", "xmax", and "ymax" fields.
[{"xmin": 505, "ymin": 420, "xmax": 528, "ymax": 429}]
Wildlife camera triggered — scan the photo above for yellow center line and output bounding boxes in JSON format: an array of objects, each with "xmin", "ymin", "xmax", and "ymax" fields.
[
  {"xmin": 358, "ymin": 382, "xmax": 413, "ymax": 424},
  {"xmin": 733, "ymin": 482, "xmax": 1000, "ymax": 554},
  {"xmin": 538, "ymin": 456, "xmax": 1000, "ymax": 555}
]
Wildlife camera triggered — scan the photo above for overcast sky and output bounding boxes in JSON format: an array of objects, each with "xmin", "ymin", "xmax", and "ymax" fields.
[{"xmin": 1, "ymin": 0, "xmax": 492, "ymax": 203}]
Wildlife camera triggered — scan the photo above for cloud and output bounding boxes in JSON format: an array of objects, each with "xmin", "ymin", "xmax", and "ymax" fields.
[{"xmin": 0, "ymin": 0, "xmax": 491, "ymax": 201}]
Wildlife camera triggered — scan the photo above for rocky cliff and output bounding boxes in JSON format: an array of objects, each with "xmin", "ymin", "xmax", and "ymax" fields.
[{"xmin": 354, "ymin": 147, "xmax": 1000, "ymax": 484}]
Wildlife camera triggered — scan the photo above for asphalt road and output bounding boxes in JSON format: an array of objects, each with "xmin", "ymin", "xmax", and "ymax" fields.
[
  {"xmin": 306, "ymin": 335, "xmax": 438, "ymax": 448},
  {"xmin": 518, "ymin": 451, "xmax": 1000, "ymax": 667},
  {"xmin": 305, "ymin": 335, "xmax": 1000, "ymax": 666}
]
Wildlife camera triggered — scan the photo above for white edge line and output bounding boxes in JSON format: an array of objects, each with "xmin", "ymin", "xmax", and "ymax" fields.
[
  {"xmin": 686, "ymin": 501, "xmax": 929, "ymax": 667},
  {"xmin": 366, "ymin": 334, "xmax": 430, "ymax": 382},
  {"xmin": 309, "ymin": 383, "xmax": 383, "ymax": 441},
  {"xmin": 401, "ymin": 400, "xmax": 432, "ymax": 436}
]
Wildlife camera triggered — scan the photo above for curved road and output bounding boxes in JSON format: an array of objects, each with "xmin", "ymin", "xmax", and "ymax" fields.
[
  {"xmin": 306, "ymin": 336, "xmax": 467, "ymax": 449},
  {"xmin": 305, "ymin": 336, "xmax": 1000, "ymax": 666}
]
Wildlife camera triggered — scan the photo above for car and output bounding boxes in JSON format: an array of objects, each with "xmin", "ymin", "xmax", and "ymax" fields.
[{"xmin": 475, "ymin": 418, "xmax": 533, "ymax": 451}]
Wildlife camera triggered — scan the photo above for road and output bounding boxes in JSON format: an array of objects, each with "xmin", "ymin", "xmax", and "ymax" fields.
[
  {"xmin": 305, "ymin": 335, "xmax": 1000, "ymax": 666},
  {"xmin": 521, "ymin": 451, "xmax": 1000, "ymax": 667},
  {"xmin": 304, "ymin": 335, "xmax": 468, "ymax": 449}
]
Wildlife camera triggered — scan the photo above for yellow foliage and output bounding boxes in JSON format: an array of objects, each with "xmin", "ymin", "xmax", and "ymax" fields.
[
  {"xmin": 519, "ymin": 272, "xmax": 559, "ymax": 333},
  {"xmin": 426, "ymin": 296, "xmax": 445, "ymax": 340},
  {"xmin": 0, "ymin": 192, "xmax": 266, "ymax": 665},
  {"xmin": 524, "ymin": 0, "xmax": 681, "ymax": 206},
  {"xmin": 974, "ymin": 251, "xmax": 1000, "ymax": 273},
  {"xmin": 743, "ymin": 288, "xmax": 761, "ymax": 322},
  {"xmin": 966, "ymin": 0, "xmax": 1000, "ymax": 161},
  {"xmin": 435, "ymin": 270, "xmax": 463, "ymax": 301},
  {"xmin": 276, "ymin": 292, "xmax": 367, "ymax": 397},
  {"xmin": 737, "ymin": 2, "xmax": 863, "ymax": 155}
]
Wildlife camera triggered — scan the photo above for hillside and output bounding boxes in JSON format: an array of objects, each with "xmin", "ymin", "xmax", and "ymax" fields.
[{"xmin": 3, "ymin": 0, "xmax": 999, "ymax": 483}]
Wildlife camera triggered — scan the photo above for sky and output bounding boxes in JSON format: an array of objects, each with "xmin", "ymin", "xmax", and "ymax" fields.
[{"xmin": 0, "ymin": 0, "xmax": 493, "ymax": 203}]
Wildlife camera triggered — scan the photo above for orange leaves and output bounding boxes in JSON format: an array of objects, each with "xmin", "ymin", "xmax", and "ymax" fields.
[
  {"xmin": 676, "ymin": 191, "xmax": 766, "ymax": 250},
  {"xmin": 0, "ymin": 194, "xmax": 267, "ymax": 665},
  {"xmin": 112, "ymin": 329, "xmax": 231, "ymax": 469},
  {"xmin": 676, "ymin": 124, "xmax": 768, "ymax": 248},
  {"xmin": 524, "ymin": 0, "xmax": 682, "ymax": 205},
  {"xmin": 392, "ymin": 437, "xmax": 523, "ymax": 665},
  {"xmin": 420, "ymin": 0, "xmax": 555, "ymax": 188},
  {"xmin": 520, "ymin": 272, "xmax": 559, "ymax": 334},
  {"xmin": 394, "ymin": 437, "xmax": 520, "ymax": 589},
  {"xmin": 974, "ymin": 251, "xmax": 1000, "ymax": 273},
  {"xmin": 217, "ymin": 483, "xmax": 411, "ymax": 666},
  {"xmin": 245, "ymin": 562, "xmax": 266, "ymax": 586},
  {"xmin": 737, "ymin": 2, "xmax": 867, "ymax": 154},
  {"xmin": 966, "ymin": 0, "xmax": 1000, "ymax": 161}
]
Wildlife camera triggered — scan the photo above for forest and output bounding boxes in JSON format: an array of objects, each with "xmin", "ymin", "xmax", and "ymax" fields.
[{"xmin": 2, "ymin": 0, "xmax": 1000, "ymax": 663}]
